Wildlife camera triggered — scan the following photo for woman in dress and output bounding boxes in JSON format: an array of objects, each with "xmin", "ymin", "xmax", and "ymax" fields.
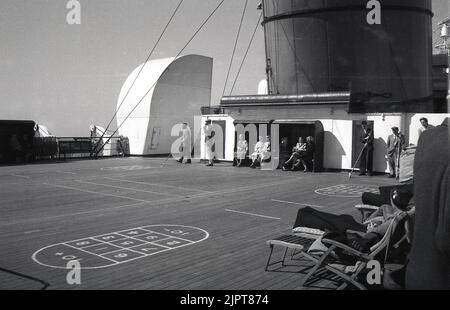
[
  {"xmin": 236, "ymin": 134, "xmax": 248, "ymax": 167},
  {"xmin": 283, "ymin": 137, "xmax": 306, "ymax": 171}
]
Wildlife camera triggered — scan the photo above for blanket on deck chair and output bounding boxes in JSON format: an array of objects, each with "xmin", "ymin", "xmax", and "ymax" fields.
[{"xmin": 293, "ymin": 207, "xmax": 366, "ymax": 234}]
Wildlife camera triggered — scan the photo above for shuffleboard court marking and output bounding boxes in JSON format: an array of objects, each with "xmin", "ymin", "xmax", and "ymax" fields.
[
  {"xmin": 56, "ymin": 171, "xmax": 77, "ymax": 175},
  {"xmin": 103, "ymin": 176, "xmax": 308, "ymax": 199},
  {"xmin": 74, "ymin": 180, "xmax": 183, "ymax": 197},
  {"xmin": 103, "ymin": 177, "xmax": 214, "ymax": 194},
  {"xmin": 271, "ymin": 199, "xmax": 325, "ymax": 209},
  {"xmin": 97, "ymin": 166, "xmax": 211, "ymax": 181},
  {"xmin": 0, "ymin": 201, "xmax": 149, "ymax": 228},
  {"xmin": 3, "ymin": 178, "xmax": 309, "ymax": 228},
  {"xmin": 11, "ymin": 174, "xmax": 31, "ymax": 179},
  {"xmin": 42, "ymin": 182, "xmax": 155, "ymax": 203},
  {"xmin": 32, "ymin": 225, "xmax": 209, "ymax": 269},
  {"xmin": 225, "ymin": 209, "xmax": 281, "ymax": 220},
  {"xmin": 315, "ymin": 184, "xmax": 379, "ymax": 198},
  {"xmin": 100, "ymin": 165, "xmax": 159, "ymax": 171},
  {"xmin": 24, "ymin": 230, "xmax": 42, "ymax": 234}
]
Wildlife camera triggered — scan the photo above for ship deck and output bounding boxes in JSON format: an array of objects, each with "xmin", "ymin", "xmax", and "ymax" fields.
[{"xmin": 0, "ymin": 157, "xmax": 397, "ymax": 290}]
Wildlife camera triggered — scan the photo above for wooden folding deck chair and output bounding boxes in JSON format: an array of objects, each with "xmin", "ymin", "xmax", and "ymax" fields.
[
  {"xmin": 265, "ymin": 205, "xmax": 385, "ymax": 279},
  {"xmin": 299, "ymin": 210, "xmax": 414, "ymax": 290},
  {"xmin": 265, "ymin": 228, "xmax": 325, "ymax": 272}
]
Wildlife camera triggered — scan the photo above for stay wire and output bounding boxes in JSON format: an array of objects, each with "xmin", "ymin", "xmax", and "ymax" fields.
[
  {"xmin": 95, "ymin": 0, "xmax": 227, "ymax": 156},
  {"xmin": 222, "ymin": 0, "xmax": 248, "ymax": 97},
  {"xmin": 230, "ymin": 11, "xmax": 263, "ymax": 95},
  {"xmin": 92, "ymin": 0, "xmax": 185, "ymax": 155}
]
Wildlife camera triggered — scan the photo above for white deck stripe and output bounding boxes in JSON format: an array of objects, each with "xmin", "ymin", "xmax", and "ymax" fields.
[
  {"xmin": 0, "ymin": 201, "xmax": 149, "ymax": 228},
  {"xmin": 56, "ymin": 171, "xmax": 77, "ymax": 175},
  {"xmin": 225, "ymin": 209, "xmax": 281, "ymax": 220},
  {"xmin": 63, "ymin": 243, "xmax": 118, "ymax": 264},
  {"xmin": 74, "ymin": 180, "xmax": 183, "ymax": 197},
  {"xmin": 103, "ymin": 177, "xmax": 213, "ymax": 193},
  {"xmin": 11, "ymin": 174, "xmax": 30, "ymax": 179},
  {"xmin": 271, "ymin": 199, "xmax": 325, "ymax": 209},
  {"xmin": 43, "ymin": 182, "xmax": 155, "ymax": 203}
]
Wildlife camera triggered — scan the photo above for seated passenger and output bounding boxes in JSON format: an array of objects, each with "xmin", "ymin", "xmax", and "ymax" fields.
[
  {"xmin": 236, "ymin": 134, "xmax": 248, "ymax": 167},
  {"xmin": 260, "ymin": 135, "xmax": 271, "ymax": 163},
  {"xmin": 294, "ymin": 188, "xmax": 414, "ymax": 253},
  {"xmin": 277, "ymin": 137, "xmax": 290, "ymax": 169},
  {"xmin": 300, "ymin": 136, "xmax": 315, "ymax": 172},
  {"xmin": 348, "ymin": 188, "xmax": 414, "ymax": 252},
  {"xmin": 250, "ymin": 136, "xmax": 264, "ymax": 168},
  {"xmin": 361, "ymin": 182, "xmax": 413, "ymax": 207},
  {"xmin": 282, "ymin": 137, "xmax": 306, "ymax": 171}
]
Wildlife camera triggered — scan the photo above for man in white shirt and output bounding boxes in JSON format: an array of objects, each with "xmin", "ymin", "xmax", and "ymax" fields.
[{"xmin": 176, "ymin": 123, "xmax": 192, "ymax": 164}]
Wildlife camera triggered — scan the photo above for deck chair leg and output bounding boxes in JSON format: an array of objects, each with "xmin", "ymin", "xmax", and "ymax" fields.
[
  {"xmin": 345, "ymin": 262, "xmax": 367, "ymax": 290},
  {"xmin": 332, "ymin": 262, "xmax": 367, "ymax": 290},
  {"xmin": 300, "ymin": 245, "xmax": 335, "ymax": 287},
  {"xmin": 281, "ymin": 248, "xmax": 288, "ymax": 267},
  {"xmin": 265, "ymin": 245, "xmax": 275, "ymax": 271}
]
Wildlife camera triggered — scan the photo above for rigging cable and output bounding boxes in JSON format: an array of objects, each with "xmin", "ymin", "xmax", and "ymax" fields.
[
  {"xmin": 92, "ymin": 0, "xmax": 185, "ymax": 156},
  {"xmin": 230, "ymin": 12, "xmax": 263, "ymax": 95},
  {"xmin": 381, "ymin": 14, "xmax": 408, "ymax": 102},
  {"xmin": 95, "ymin": 0, "xmax": 227, "ymax": 156},
  {"xmin": 278, "ymin": 19, "xmax": 316, "ymax": 92},
  {"xmin": 222, "ymin": 0, "xmax": 249, "ymax": 98}
]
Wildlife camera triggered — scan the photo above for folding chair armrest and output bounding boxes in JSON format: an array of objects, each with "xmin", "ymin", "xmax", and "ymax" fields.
[
  {"xmin": 355, "ymin": 204, "xmax": 379, "ymax": 212},
  {"xmin": 321, "ymin": 238, "xmax": 371, "ymax": 260},
  {"xmin": 355, "ymin": 204, "xmax": 379, "ymax": 223}
]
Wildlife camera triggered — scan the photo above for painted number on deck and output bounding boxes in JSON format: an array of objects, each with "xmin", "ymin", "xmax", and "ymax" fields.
[{"xmin": 32, "ymin": 225, "xmax": 209, "ymax": 269}]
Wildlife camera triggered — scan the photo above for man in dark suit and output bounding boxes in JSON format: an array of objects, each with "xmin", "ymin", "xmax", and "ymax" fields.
[
  {"xmin": 406, "ymin": 119, "xmax": 450, "ymax": 289},
  {"xmin": 359, "ymin": 121, "xmax": 374, "ymax": 176},
  {"xmin": 386, "ymin": 126, "xmax": 405, "ymax": 178}
]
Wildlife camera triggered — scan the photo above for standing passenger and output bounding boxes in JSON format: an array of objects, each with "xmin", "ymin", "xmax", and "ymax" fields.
[
  {"xmin": 236, "ymin": 134, "xmax": 248, "ymax": 167},
  {"xmin": 386, "ymin": 127, "xmax": 405, "ymax": 178},
  {"xmin": 203, "ymin": 120, "xmax": 214, "ymax": 167},
  {"xmin": 359, "ymin": 121, "xmax": 374, "ymax": 176},
  {"xmin": 177, "ymin": 123, "xmax": 192, "ymax": 164}
]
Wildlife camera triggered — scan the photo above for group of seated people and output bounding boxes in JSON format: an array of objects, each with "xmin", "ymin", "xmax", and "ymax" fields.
[
  {"xmin": 235, "ymin": 134, "xmax": 315, "ymax": 171},
  {"xmin": 235, "ymin": 134, "xmax": 271, "ymax": 168}
]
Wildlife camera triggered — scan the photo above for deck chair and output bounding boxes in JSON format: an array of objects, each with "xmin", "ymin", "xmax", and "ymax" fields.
[
  {"xmin": 265, "ymin": 206, "xmax": 373, "ymax": 274},
  {"xmin": 300, "ymin": 209, "xmax": 414, "ymax": 290},
  {"xmin": 265, "ymin": 228, "xmax": 325, "ymax": 272}
]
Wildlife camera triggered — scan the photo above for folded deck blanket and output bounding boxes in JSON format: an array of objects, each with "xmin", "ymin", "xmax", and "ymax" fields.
[{"xmin": 293, "ymin": 206, "xmax": 366, "ymax": 234}]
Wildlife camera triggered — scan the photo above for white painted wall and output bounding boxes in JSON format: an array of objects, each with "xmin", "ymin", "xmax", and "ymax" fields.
[
  {"xmin": 117, "ymin": 55, "xmax": 212, "ymax": 155},
  {"xmin": 200, "ymin": 115, "xmax": 235, "ymax": 161},
  {"xmin": 319, "ymin": 120, "xmax": 353, "ymax": 170}
]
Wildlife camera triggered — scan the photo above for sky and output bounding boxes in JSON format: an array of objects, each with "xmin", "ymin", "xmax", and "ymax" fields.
[{"xmin": 0, "ymin": 0, "xmax": 448, "ymax": 136}]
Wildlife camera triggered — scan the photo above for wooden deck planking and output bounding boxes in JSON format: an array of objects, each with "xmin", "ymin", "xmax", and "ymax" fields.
[{"xmin": 0, "ymin": 157, "xmax": 397, "ymax": 289}]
